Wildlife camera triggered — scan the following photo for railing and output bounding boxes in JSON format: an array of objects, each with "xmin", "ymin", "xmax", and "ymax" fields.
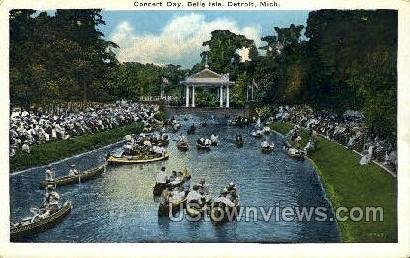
[{"xmin": 138, "ymin": 96, "xmax": 176, "ymax": 102}]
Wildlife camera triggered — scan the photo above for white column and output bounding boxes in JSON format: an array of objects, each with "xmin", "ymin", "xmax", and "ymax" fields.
[
  {"xmin": 226, "ymin": 84, "xmax": 230, "ymax": 108},
  {"xmin": 192, "ymin": 86, "xmax": 196, "ymax": 107},
  {"xmin": 219, "ymin": 85, "xmax": 223, "ymax": 107},
  {"xmin": 185, "ymin": 85, "xmax": 189, "ymax": 107}
]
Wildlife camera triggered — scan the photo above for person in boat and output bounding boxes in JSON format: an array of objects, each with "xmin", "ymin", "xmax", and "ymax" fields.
[
  {"xmin": 169, "ymin": 186, "xmax": 186, "ymax": 203},
  {"xmin": 156, "ymin": 167, "xmax": 169, "ymax": 188},
  {"xmin": 45, "ymin": 165, "xmax": 55, "ymax": 181},
  {"xmin": 178, "ymin": 134, "xmax": 187, "ymax": 143},
  {"xmin": 190, "ymin": 123, "xmax": 196, "ymax": 131},
  {"xmin": 160, "ymin": 186, "xmax": 171, "ymax": 205},
  {"xmin": 197, "ymin": 138, "xmax": 205, "ymax": 145},
  {"xmin": 210, "ymin": 134, "xmax": 218, "ymax": 144},
  {"xmin": 169, "ymin": 171, "xmax": 179, "ymax": 183},
  {"xmin": 42, "ymin": 184, "xmax": 60, "ymax": 213},
  {"xmin": 214, "ymin": 188, "xmax": 235, "ymax": 208},
  {"xmin": 197, "ymin": 178, "xmax": 209, "ymax": 196},
  {"xmin": 261, "ymin": 140, "xmax": 269, "ymax": 148},
  {"xmin": 68, "ymin": 164, "xmax": 79, "ymax": 176},
  {"xmin": 186, "ymin": 185, "xmax": 203, "ymax": 206},
  {"xmin": 226, "ymin": 182, "xmax": 238, "ymax": 201},
  {"xmin": 204, "ymin": 138, "xmax": 212, "ymax": 146}
]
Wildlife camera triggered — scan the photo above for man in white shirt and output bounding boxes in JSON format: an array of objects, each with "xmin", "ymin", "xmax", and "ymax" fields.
[
  {"xmin": 155, "ymin": 167, "xmax": 169, "ymax": 185},
  {"xmin": 186, "ymin": 185, "xmax": 203, "ymax": 205},
  {"xmin": 45, "ymin": 165, "xmax": 54, "ymax": 181},
  {"xmin": 68, "ymin": 164, "xmax": 79, "ymax": 176}
]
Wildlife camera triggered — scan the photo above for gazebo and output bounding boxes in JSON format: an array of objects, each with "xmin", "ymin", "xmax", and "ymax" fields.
[{"xmin": 181, "ymin": 63, "xmax": 235, "ymax": 108}]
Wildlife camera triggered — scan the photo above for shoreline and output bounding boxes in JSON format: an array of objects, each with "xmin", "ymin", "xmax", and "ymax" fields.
[
  {"xmin": 10, "ymin": 122, "xmax": 143, "ymax": 173},
  {"xmin": 270, "ymin": 122, "xmax": 397, "ymax": 243}
]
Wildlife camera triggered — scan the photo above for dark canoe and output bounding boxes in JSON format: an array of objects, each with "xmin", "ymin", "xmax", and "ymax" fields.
[
  {"xmin": 235, "ymin": 139, "xmax": 244, "ymax": 148},
  {"xmin": 261, "ymin": 146, "xmax": 274, "ymax": 154},
  {"xmin": 153, "ymin": 173, "xmax": 191, "ymax": 195},
  {"xmin": 196, "ymin": 143, "xmax": 211, "ymax": 150},
  {"xmin": 10, "ymin": 201, "xmax": 72, "ymax": 241},
  {"xmin": 158, "ymin": 198, "xmax": 186, "ymax": 217},
  {"xmin": 40, "ymin": 165, "xmax": 105, "ymax": 188},
  {"xmin": 107, "ymin": 153, "xmax": 169, "ymax": 164},
  {"xmin": 210, "ymin": 203, "xmax": 240, "ymax": 224},
  {"xmin": 177, "ymin": 142, "xmax": 189, "ymax": 151},
  {"xmin": 187, "ymin": 127, "xmax": 196, "ymax": 135}
]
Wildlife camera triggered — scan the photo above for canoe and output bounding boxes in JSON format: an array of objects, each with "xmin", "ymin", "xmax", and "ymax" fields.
[
  {"xmin": 177, "ymin": 142, "xmax": 189, "ymax": 151},
  {"xmin": 196, "ymin": 143, "xmax": 211, "ymax": 150},
  {"xmin": 153, "ymin": 172, "xmax": 191, "ymax": 195},
  {"xmin": 10, "ymin": 201, "xmax": 72, "ymax": 241},
  {"xmin": 235, "ymin": 139, "xmax": 244, "ymax": 148},
  {"xmin": 40, "ymin": 164, "xmax": 105, "ymax": 188},
  {"xmin": 107, "ymin": 153, "xmax": 169, "ymax": 164},
  {"xmin": 158, "ymin": 198, "xmax": 187, "ymax": 216}
]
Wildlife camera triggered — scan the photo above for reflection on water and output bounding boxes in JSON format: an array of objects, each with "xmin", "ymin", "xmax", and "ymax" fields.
[{"xmin": 10, "ymin": 115, "xmax": 340, "ymax": 242}]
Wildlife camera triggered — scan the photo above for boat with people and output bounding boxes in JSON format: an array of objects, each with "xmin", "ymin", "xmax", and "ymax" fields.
[
  {"xmin": 40, "ymin": 164, "xmax": 105, "ymax": 188},
  {"xmin": 177, "ymin": 141, "xmax": 189, "ymax": 151},
  {"xmin": 261, "ymin": 141, "xmax": 275, "ymax": 154},
  {"xmin": 106, "ymin": 152, "xmax": 169, "ymax": 164},
  {"xmin": 153, "ymin": 168, "xmax": 191, "ymax": 196},
  {"xmin": 11, "ymin": 184, "xmax": 71, "ymax": 241},
  {"xmin": 10, "ymin": 201, "xmax": 72, "ymax": 241},
  {"xmin": 196, "ymin": 142, "xmax": 211, "ymax": 150},
  {"xmin": 250, "ymin": 130, "xmax": 263, "ymax": 138},
  {"xmin": 235, "ymin": 134, "xmax": 243, "ymax": 148},
  {"xmin": 287, "ymin": 147, "xmax": 305, "ymax": 160},
  {"xmin": 185, "ymin": 182, "xmax": 211, "ymax": 219},
  {"xmin": 210, "ymin": 183, "xmax": 240, "ymax": 224}
]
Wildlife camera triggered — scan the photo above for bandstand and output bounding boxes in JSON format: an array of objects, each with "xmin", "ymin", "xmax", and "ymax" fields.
[{"xmin": 181, "ymin": 63, "xmax": 235, "ymax": 108}]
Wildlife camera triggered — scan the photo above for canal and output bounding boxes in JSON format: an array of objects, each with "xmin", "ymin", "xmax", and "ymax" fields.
[{"xmin": 9, "ymin": 115, "xmax": 340, "ymax": 242}]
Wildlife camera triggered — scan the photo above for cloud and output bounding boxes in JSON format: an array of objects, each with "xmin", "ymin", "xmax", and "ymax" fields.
[{"xmin": 110, "ymin": 13, "xmax": 262, "ymax": 68}]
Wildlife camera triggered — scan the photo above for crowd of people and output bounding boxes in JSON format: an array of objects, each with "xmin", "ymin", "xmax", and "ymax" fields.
[
  {"xmin": 9, "ymin": 101, "xmax": 160, "ymax": 157},
  {"xmin": 272, "ymin": 105, "xmax": 397, "ymax": 171}
]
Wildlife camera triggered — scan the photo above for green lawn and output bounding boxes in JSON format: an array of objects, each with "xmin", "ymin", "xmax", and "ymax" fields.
[
  {"xmin": 270, "ymin": 122, "xmax": 397, "ymax": 242},
  {"xmin": 10, "ymin": 122, "xmax": 143, "ymax": 172}
]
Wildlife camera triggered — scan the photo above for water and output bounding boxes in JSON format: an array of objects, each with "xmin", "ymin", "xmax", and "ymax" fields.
[{"xmin": 9, "ymin": 115, "xmax": 340, "ymax": 242}]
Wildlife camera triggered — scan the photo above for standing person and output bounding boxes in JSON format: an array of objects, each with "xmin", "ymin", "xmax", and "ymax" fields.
[
  {"xmin": 45, "ymin": 165, "xmax": 55, "ymax": 181},
  {"xmin": 155, "ymin": 167, "xmax": 169, "ymax": 187},
  {"xmin": 68, "ymin": 164, "xmax": 79, "ymax": 176}
]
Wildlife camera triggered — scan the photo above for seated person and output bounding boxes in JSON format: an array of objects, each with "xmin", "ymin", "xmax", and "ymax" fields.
[{"xmin": 68, "ymin": 164, "xmax": 79, "ymax": 176}]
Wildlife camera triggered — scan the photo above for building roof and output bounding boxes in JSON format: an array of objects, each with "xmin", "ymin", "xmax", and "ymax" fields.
[{"xmin": 181, "ymin": 68, "xmax": 234, "ymax": 86}]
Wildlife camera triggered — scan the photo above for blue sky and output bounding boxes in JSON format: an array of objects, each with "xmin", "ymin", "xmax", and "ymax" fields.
[{"xmin": 99, "ymin": 10, "xmax": 309, "ymax": 68}]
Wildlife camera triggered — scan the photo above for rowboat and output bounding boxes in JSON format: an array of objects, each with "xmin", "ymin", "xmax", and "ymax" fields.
[
  {"xmin": 261, "ymin": 144, "xmax": 274, "ymax": 154},
  {"xmin": 107, "ymin": 153, "xmax": 169, "ymax": 164},
  {"xmin": 250, "ymin": 130, "xmax": 263, "ymax": 138},
  {"xmin": 177, "ymin": 141, "xmax": 189, "ymax": 151},
  {"xmin": 235, "ymin": 139, "xmax": 244, "ymax": 148},
  {"xmin": 10, "ymin": 201, "xmax": 72, "ymax": 241},
  {"xmin": 40, "ymin": 165, "xmax": 105, "ymax": 188},
  {"xmin": 287, "ymin": 147, "xmax": 305, "ymax": 160},
  {"xmin": 153, "ymin": 170, "xmax": 191, "ymax": 195},
  {"xmin": 196, "ymin": 143, "xmax": 211, "ymax": 150},
  {"xmin": 158, "ymin": 197, "xmax": 187, "ymax": 216}
]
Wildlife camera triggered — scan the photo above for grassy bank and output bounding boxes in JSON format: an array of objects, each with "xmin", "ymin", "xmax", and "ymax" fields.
[
  {"xmin": 10, "ymin": 122, "xmax": 143, "ymax": 172},
  {"xmin": 270, "ymin": 122, "xmax": 397, "ymax": 242}
]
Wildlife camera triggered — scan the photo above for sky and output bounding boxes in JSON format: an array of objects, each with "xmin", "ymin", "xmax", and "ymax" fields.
[{"xmin": 99, "ymin": 10, "xmax": 310, "ymax": 68}]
